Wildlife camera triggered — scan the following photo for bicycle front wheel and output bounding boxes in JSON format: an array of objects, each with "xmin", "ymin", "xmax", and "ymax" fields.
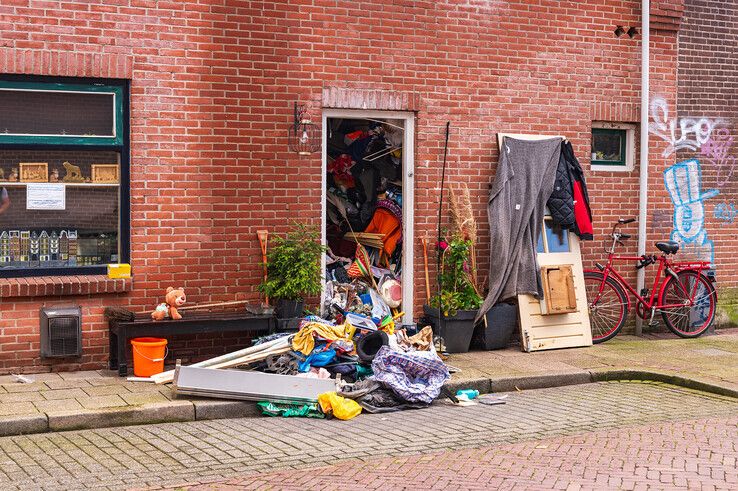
[
  {"xmin": 584, "ymin": 271, "xmax": 629, "ymax": 343},
  {"xmin": 659, "ymin": 270, "xmax": 716, "ymax": 338}
]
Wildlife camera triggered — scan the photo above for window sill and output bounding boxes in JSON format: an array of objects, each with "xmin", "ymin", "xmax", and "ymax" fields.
[
  {"xmin": 591, "ymin": 164, "xmax": 634, "ymax": 173},
  {"xmin": 0, "ymin": 275, "xmax": 132, "ymax": 298}
]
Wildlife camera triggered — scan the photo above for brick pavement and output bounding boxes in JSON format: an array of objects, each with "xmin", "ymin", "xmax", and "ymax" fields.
[
  {"xmin": 0, "ymin": 381, "xmax": 736, "ymax": 490},
  {"xmin": 186, "ymin": 415, "xmax": 738, "ymax": 490},
  {"xmin": 1, "ymin": 328, "xmax": 736, "ymax": 437}
]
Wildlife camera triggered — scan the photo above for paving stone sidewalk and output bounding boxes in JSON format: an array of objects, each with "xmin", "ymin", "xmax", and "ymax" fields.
[
  {"xmin": 1, "ymin": 382, "xmax": 737, "ymax": 490},
  {"xmin": 0, "ymin": 328, "xmax": 736, "ymax": 436}
]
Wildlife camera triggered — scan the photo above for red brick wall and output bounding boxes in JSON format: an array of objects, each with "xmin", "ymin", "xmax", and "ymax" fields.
[
  {"xmin": 0, "ymin": 0, "xmax": 684, "ymax": 374},
  {"xmin": 677, "ymin": 0, "xmax": 738, "ymax": 324}
]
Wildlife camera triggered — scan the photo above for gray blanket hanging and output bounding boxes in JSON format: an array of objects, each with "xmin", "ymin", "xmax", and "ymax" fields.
[{"xmin": 477, "ymin": 136, "xmax": 562, "ymax": 322}]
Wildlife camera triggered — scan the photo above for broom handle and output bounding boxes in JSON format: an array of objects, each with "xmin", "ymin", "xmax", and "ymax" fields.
[
  {"xmin": 257, "ymin": 231, "xmax": 269, "ymax": 305},
  {"xmin": 421, "ymin": 237, "xmax": 431, "ymax": 304},
  {"xmin": 178, "ymin": 300, "xmax": 249, "ymax": 311},
  {"xmin": 437, "ymin": 122, "xmax": 450, "ymax": 336}
]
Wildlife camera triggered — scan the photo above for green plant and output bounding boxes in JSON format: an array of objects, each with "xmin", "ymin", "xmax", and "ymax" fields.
[
  {"xmin": 258, "ymin": 223, "xmax": 326, "ymax": 301},
  {"xmin": 429, "ymin": 237, "xmax": 482, "ymax": 317}
]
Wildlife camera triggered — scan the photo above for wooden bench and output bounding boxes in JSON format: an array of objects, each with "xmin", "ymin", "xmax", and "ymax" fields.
[{"xmin": 108, "ymin": 311, "xmax": 275, "ymax": 376}]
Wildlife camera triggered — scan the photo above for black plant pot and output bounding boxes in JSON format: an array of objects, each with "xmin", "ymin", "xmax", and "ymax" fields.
[
  {"xmin": 471, "ymin": 302, "xmax": 519, "ymax": 350},
  {"xmin": 275, "ymin": 298, "xmax": 305, "ymax": 320},
  {"xmin": 423, "ymin": 304, "xmax": 477, "ymax": 353}
]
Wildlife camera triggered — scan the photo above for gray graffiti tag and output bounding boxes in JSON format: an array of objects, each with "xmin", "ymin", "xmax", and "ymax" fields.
[{"xmin": 649, "ymin": 98, "xmax": 721, "ymax": 157}]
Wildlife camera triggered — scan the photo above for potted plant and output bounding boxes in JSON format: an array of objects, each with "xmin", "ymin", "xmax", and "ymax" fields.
[
  {"xmin": 258, "ymin": 223, "xmax": 325, "ymax": 319},
  {"xmin": 424, "ymin": 236, "xmax": 482, "ymax": 353}
]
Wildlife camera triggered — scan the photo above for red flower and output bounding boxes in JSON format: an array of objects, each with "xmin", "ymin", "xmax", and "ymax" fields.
[{"xmin": 436, "ymin": 240, "xmax": 448, "ymax": 251}]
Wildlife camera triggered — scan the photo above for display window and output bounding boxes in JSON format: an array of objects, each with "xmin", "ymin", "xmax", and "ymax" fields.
[{"xmin": 0, "ymin": 78, "xmax": 129, "ymax": 277}]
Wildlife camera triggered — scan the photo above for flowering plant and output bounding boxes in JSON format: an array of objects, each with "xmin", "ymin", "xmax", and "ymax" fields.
[{"xmin": 429, "ymin": 236, "xmax": 481, "ymax": 317}]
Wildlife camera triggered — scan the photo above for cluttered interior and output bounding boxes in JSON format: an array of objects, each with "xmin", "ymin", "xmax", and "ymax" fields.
[{"xmin": 323, "ymin": 116, "xmax": 406, "ymax": 328}]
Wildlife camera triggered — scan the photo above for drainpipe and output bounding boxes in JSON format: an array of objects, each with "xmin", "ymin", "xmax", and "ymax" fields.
[{"xmin": 635, "ymin": 0, "xmax": 650, "ymax": 336}]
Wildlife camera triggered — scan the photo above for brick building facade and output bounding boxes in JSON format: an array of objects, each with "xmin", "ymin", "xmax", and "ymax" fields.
[{"xmin": 0, "ymin": 0, "xmax": 733, "ymax": 374}]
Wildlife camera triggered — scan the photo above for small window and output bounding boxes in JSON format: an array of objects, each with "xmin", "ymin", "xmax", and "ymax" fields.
[
  {"xmin": 592, "ymin": 128, "xmax": 626, "ymax": 165},
  {"xmin": 536, "ymin": 218, "xmax": 570, "ymax": 254},
  {"xmin": 591, "ymin": 123, "xmax": 636, "ymax": 172}
]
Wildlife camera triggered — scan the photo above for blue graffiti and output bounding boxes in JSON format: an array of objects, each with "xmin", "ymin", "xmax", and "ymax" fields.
[
  {"xmin": 663, "ymin": 159, "xmax": 719, "ymax": 264},
  {"xmin": 714, "ymin": 202, "xmax": 738, "ymax": 224}
]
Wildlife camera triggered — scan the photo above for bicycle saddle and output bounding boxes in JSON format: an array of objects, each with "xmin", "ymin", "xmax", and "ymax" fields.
[{"xmin": 655, "ymin": 241, "xmax": 679, "ymax": 254}]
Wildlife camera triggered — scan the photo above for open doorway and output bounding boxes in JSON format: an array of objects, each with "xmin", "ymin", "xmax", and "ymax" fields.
[{"xmin": 321, "ymin": 110, "xmax": 414, "ymax": 325}]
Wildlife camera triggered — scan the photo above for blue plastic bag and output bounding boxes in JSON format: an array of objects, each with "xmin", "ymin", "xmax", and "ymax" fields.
[{"xmin": 298, "ymin": 348, "xmax": 337, "ymax": 372}]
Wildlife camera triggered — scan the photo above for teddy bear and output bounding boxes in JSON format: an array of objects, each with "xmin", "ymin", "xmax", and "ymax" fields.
[{"xmin": 151, "ymin": 287, "xmax": 186, "ymax": 321}]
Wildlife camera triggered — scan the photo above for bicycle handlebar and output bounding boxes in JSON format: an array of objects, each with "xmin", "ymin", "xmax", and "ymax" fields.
[{"xmin": 606, "ymin": 219, "xmax": 637, "ymax": 253}]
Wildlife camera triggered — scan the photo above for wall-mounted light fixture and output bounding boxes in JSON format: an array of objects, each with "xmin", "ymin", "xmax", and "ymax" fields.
[
  {"xmin": 288, "ymin": 102, "xmax": 320, "ymax": 155},
  {"xmin": 614, "ymin": 25, "xmax": 625, "ymax": 37},
  {"xmin": 627, "ymin": 26, "xmax": 639, "ymax": 38}
]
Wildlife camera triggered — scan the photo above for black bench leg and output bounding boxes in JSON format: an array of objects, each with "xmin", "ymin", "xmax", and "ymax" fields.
[
  {"xmin": 109, "ymin": 330, "xmax": 118, "ymax": 370},
  {"xmin": 117, "ymin": 326, "xmax": 128, "ymax": 377}
]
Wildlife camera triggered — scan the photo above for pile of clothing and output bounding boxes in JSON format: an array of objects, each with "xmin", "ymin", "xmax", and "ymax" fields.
[{"xmin": 254, "ymin": 320, "xmax": 449, "ymax": 421}]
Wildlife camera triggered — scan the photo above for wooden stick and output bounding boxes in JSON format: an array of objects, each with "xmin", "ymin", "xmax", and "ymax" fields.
[
  {"xmin": 421, "ymin": 237, "xmax": 431, "ymax": 303},
  {"xmin": 178, "ymin": 300, "xmax": 249, "ymax": 312},
  {"xmin": 257, "ymin": 230, "xmax": 269, "ymax": 305}
]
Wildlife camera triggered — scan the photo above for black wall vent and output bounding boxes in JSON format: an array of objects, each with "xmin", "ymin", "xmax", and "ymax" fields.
[{"xmin": 40, "ymin": 306, "xmax": 82, "ymax": 358}]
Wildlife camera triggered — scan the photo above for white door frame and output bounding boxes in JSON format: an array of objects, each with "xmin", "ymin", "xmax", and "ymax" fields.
[{"xmin": 322, "ymin": 109, "xmax": 415, "ymax": 324}]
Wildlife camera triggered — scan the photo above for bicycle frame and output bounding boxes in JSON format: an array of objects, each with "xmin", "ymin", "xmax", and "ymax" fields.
[
  {"xmin": 590, "ymin": 221, "xmax": 712, "ymax": 315},
  {"xmin": 594, "ymin": 254, "xmax": 710, "ymax": 314}
]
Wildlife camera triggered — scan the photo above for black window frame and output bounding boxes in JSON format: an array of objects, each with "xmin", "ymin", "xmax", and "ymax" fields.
[{"xmin": 0, "ymin": 75, "xmax": 130, "ymax": 278}]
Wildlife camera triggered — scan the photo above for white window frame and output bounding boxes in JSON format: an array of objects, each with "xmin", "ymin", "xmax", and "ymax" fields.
[{"xmin": 591, "ymin": 121, "xmax": 636, "ymax": 172}]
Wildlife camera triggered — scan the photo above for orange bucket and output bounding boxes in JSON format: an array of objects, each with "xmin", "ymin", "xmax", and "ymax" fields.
[{"xmin": 130, "ymin": 337, "xmax": 168, "ymax": 377}]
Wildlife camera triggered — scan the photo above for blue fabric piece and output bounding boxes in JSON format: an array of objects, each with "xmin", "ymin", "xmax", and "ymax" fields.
[
  {"xmin": 371, "ymin": 346, "xmax": 450, "ymax": 404},
  {"xmin": 298, "ymin": 348, "xmax": 337, "ymax": 372}
]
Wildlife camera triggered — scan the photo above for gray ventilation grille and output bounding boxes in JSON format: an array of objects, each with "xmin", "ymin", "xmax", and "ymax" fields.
[{"xmin": 40, "ymin": 306, "xmax": 82, "ymax": 358}]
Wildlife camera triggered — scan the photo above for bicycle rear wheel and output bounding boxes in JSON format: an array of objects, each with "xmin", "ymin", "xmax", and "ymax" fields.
[
  {"xmin": 584, "ymin": 271, "xmax": 629, "ymax": 343},
  {"xmin": 659, "ymin": 270, "xmax": 716, "ymax": 338}
]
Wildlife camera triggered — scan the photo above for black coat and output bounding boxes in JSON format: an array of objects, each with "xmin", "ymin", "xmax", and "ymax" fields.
[{"xmin": 546, "ymin": 141, "xmax": 593, "ymax": 240}]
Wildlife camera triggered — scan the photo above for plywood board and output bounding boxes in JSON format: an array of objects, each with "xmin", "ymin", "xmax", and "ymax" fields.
[{"xmin": 541, "ymin": 265, "xmax": 577, "ymax": 314}]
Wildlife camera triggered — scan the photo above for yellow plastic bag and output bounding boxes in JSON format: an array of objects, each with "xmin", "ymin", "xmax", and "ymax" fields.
[{"xmin": 317, "ymin": 391, "xmax": 362, "ymax": 421}]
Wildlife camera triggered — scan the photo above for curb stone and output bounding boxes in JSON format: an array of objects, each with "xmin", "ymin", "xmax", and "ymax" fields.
[
  {"xmin": 47, "ymin": 400, "xmax": 195, "ymax": 432},
  {"xmin": 0, "ymin": 369, "xmax": 735, "ymax": 437},
  {"xmin": 589, "ymin": 368, "xmax": 738, "ymax": 399},
  {"xmin": 0, "ymin": 414, "xmax": 48, "ymax": 436}
]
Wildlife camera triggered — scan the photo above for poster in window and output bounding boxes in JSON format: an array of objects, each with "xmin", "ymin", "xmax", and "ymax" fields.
[{"xmin": 26, "ymin": 183, "xmax": 66, "ymax": 210}]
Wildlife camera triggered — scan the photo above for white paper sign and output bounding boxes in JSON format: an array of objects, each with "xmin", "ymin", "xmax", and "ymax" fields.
[{"xmin": 26, "ymin": 183, "xmax": 66, "ymax": 210}]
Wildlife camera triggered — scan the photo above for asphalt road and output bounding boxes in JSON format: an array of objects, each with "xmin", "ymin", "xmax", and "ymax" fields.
[{"xmin": 0, "ymin": 381, "xmax": 736, "ymax": 490}]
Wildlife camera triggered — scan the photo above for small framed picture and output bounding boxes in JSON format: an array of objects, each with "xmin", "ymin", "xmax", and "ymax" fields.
[
  {"xmin": 91, "ymin": 164, "xmax": 119, "ymax": 184},
  {"xmin": 19, "ymin": 162, "xmax": 49, "ymax": 183}
]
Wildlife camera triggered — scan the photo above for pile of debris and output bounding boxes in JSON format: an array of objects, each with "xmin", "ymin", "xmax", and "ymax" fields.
[{"xmin": 151, "ymin": 314, "xmax": 448, "ymax": 420}]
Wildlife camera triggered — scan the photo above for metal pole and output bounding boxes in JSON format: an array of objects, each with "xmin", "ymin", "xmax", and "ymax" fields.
[
  {"xmin": 437, "ymin": 122, "xmax": 450, "ymax": 346},
  {"xmin": 635, "ymin": 0, "xmax": 650, "ymax": 336}
]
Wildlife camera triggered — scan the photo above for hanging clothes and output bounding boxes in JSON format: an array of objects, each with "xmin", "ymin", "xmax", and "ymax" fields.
[
  {"xmin": 546, "ymin": 141, "xmax": 594, "ymax": 240},
  {"xmin": 477, "ymin": 137, "xmax": 562, "ymax": 322}
]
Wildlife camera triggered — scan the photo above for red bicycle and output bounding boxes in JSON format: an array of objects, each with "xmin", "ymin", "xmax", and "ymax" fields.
[{"xmin": 584, "ymin": 218, "xmax": 717, "ymax": 343}]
